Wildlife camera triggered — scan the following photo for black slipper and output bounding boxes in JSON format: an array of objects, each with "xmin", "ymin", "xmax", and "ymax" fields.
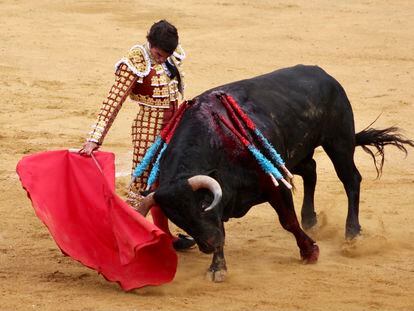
[{"xmin": 173, "ymin": 234, "xmax": 196, "ymax": 251}]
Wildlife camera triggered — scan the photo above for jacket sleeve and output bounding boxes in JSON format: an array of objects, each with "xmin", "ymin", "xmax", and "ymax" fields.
[{"xmin": 87, "ymin": 63, "xmax": 137, "ymax": 145}]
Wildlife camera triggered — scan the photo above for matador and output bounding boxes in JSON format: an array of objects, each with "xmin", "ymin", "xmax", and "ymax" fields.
[{"xmin": 80, "ymin": 20, "xmax": 195, "ymax": 250}]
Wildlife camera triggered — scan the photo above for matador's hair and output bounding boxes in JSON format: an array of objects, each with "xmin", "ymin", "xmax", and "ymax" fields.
[{"xmin": 147, "ymin": 20, "xmax": 179, "ymax": 55}]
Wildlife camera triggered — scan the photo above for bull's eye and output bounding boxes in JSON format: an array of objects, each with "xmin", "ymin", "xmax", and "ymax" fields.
[
  {"xmin": 201, "ymin": 201, "xmax": 210, "ymax": 210},
  {"xmin": 196, "ymin": 190, "xmax": 213, "ymax": 211}
]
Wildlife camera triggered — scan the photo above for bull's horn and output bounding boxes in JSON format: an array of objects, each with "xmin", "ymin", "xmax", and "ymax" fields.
[
  {"xmin": 187, "ymin": 175, "xmax": 222, "ymax": 212},
  {"xmin": 135, "ymin": 192, "xmax": 156, "ymax": 216}
]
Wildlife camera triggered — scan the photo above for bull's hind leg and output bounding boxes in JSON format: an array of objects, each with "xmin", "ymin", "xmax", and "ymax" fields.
[
  {"xmin": 268, "ymin": 187, "xmax": 319, "ymax": 263},
  {"xmin": 323, "ymin": 142, "xmax": 362, "ymax": 239},
  {"xmin": 292, "ymin": 153, "xmax": 318, "ymax": 230}
]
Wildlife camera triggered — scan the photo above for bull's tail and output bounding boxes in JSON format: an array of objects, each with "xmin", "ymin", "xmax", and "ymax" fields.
[{"xmin": 355, "ymin": 125, "xmax": 414, "ymax": 177}]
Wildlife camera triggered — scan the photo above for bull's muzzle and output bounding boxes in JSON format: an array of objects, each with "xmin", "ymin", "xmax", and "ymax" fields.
[{"xmin": 196, "ymin": 233, "xmax": 223, "ymax": 254}]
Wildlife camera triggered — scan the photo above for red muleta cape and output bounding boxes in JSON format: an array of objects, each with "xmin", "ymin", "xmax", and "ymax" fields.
[{"xmin": 16, "ymin": 150, "xmax": 177, "ymax": 291}]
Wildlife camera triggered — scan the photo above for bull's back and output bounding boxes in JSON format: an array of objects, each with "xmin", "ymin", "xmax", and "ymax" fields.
[
  {"xmin": 224, "ymin": 65, "xmax": 347, "ymax": 120},
  {"xmin": 199, "ymin": 65, "xmax": 354, "ymax": 165}
]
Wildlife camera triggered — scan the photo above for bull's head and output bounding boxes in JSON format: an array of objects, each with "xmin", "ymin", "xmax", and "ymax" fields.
[{"xmin": 139, "ymin": 175, "xmax": 224, "ymax": 254}]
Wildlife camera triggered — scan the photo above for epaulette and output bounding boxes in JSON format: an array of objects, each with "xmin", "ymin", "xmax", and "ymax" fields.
[
  {"xmin": 114, "ymin": 45, "xmax": 151, "ymax": 78},
  {"xmin": 168, "ymin": 45, "xmax": 186, "ymax": 65}
]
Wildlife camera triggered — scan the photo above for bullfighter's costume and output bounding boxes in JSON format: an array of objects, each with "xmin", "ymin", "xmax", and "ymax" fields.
[{"xmin": 87, "ymin": 42, "xmax": 185, "ymax": 236}]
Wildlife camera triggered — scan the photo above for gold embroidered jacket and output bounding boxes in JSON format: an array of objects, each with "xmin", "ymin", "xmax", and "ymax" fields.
[{"xmin": 87, "ymin": 43, "xmax": 185, "ymax": 144}]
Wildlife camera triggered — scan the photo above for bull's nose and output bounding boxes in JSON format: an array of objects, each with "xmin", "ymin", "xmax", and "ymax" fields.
[
  {"xmin": 197, "ymin": 236, "xmax": 221, "ymax": 254},
  {"xmin": 206, "ymin": 237, "xmax": 218, "ymax": 248},
  {"xmin": 198, "ymin": 243, "xmax": 215, "ymax": 254}
]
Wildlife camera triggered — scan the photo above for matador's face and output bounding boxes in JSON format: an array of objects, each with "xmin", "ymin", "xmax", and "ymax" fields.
[{"xmin": 149, "ymin": 45, "xmax": 171, "ymax": 64}]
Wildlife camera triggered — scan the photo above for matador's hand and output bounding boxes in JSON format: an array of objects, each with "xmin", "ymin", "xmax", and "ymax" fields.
[{"xmin": 79, "ymin": 141, "xmax": 99, "ymax": 156}]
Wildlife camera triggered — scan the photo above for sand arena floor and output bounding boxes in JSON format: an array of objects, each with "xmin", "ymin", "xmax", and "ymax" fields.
[{"xmin": 1, "ymin": 1, "xmax": 413, "ymax": 310}]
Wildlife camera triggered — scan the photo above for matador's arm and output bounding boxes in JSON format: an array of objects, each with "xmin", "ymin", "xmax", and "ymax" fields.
[{"xmin": 87, "ymin": 63, "xmax": 138, "ymax": 145}]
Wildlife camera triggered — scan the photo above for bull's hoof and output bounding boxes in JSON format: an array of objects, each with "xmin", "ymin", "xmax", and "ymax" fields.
[
  {"xmin": 301, "ymin": 216, "xmax": 317, "ymax": 231},
  {"xmin": 206, "ymin": 269, "xmax": 227, "ymax": 282},
  {"xmin": 345, "ymin": 226, "xmax": 362, "ymax": 240},
  {"xmin": 300, "ymin": 244, "xmax": 319, "ymax": 264}
]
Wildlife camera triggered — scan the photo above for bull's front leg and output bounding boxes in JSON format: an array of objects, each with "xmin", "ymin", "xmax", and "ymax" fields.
[
  {"xmin": 269, "ymin": 186, "xmax": 320, "ymax": 263},
  {"xmin": 206, "ymin": 246, "xmax": 227, "ymax": 282}
]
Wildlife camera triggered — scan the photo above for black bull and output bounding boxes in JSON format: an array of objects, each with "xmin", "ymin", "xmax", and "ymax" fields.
[{"xmin": 141, "ymin": 65, "xmax": 413, "ymax": 282}]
